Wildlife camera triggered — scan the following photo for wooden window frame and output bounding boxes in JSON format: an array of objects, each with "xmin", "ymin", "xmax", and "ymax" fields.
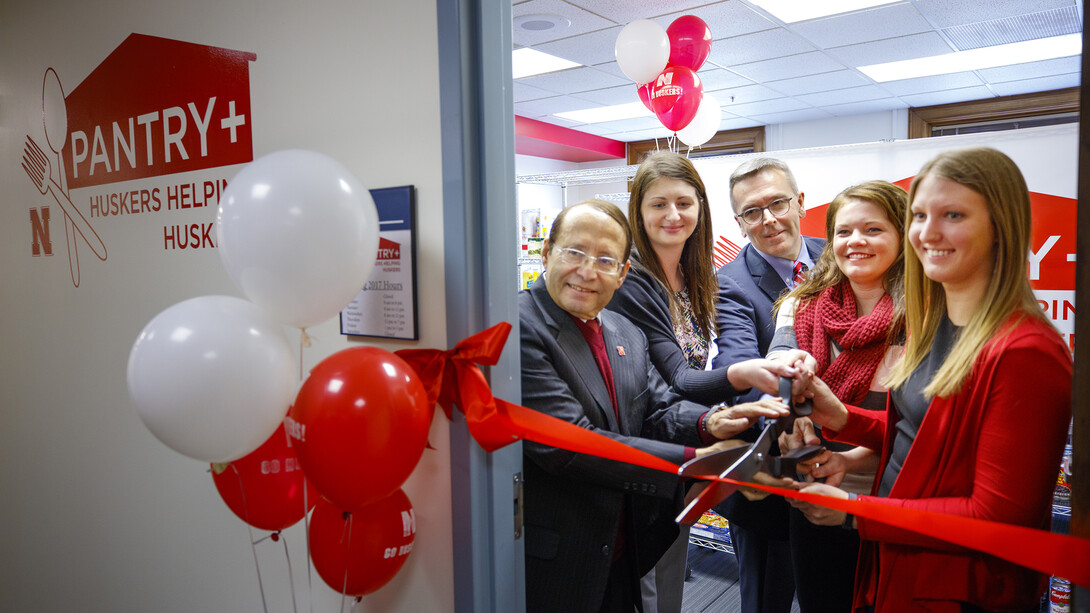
[
  {"xmin": 907, "ymin": 87, "xmax": 1080, "ymax": 139},
  {"xmin": 626, "ymin": 126, "xmax": 766, "ymax": 165}
]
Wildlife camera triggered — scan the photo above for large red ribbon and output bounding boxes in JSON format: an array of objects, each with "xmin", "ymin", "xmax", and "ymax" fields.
[{"xmin": 400, "ymin": 323, "xmax": 1090, "ymax": 586}]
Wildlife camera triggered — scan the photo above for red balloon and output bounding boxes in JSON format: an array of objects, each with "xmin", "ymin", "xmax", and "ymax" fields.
[
  {"xmin": 289, "ymin": 347, "xmax": 432, "ymax": 511},
  {"xmin": 309, "ymin": 490, "xmax": 416, "ymax": 596},
  {"xmin": 211, "ymin": 422, "xmax": 319, "ymax": 531},
  {"xmin": 636, "ymin": 82, "xmax": 654, "ymax": 112},
  {"xmin": 650, "ymin": 65, "xmax": 704, "ymax": 132},
  {"xmin": 667, "ymin": 15, "xmax": 713, "ymax": 72}
]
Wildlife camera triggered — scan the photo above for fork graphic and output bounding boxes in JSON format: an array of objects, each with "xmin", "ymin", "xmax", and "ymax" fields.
[{"xmin": 22, "ymin": 135, "xmax": 108, "ymax": 261}]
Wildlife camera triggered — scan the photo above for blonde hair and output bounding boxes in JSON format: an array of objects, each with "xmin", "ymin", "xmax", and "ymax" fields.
[
  {"xmin": 628, "ymin": 151, "xmax": 716, "ymax": 340},
  {"xmin": 776, "ymin": 180, "xmax": 908, "ymax": 340},
  {"xmin": 884, "ymin": 147, "xmax": 1049, "ymax": 397}
]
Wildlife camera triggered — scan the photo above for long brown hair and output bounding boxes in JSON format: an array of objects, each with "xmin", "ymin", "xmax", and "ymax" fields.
[
  {"xmin": 627, "ymin": 151, "xmax": 716, "ymax": 340},
  {"xmin": 884, "ymin": 147, "xmax": 1050, "ymax": 397},
  {"xmin": 777, "ymin": 180, "xmax": 908, "ymax": 340}
]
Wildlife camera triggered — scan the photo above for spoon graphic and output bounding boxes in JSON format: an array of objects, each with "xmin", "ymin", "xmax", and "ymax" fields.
[{"xmin": 42, "ymin": 68, "xmax": 79, "ymax": 286}]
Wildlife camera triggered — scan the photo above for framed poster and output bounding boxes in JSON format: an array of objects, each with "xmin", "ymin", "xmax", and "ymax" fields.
[{"xmin": 340, "ymin": 185, "xmax": 419, "ymax": 340}]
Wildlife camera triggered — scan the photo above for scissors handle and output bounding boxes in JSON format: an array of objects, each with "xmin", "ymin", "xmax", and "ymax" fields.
[
  {"xmin": 769, "ymin": 444, "xmax": 825, "ymax": 479},
  {"xmin": 778, "ymin": 376, "xmax": 813, "ymax": 434}
]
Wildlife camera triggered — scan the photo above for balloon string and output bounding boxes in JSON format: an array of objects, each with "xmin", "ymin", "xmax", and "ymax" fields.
[
  {"xmin": 232, "ymin": 465, "xmax": 270, "ymax": 613},
  {"xmin": 339, "ymin": 513, "xmax": 353, "ymax": 613},
  {"xmin": 246, "ymin": 522, "xmax": 271, "ymax": 613},
  {"xmin": 302, "ymin": 477, "xmax": 315, "ymax": 613},
  {"xmin": 281, "ymin": 532, "xmax": 299, "ymax": 613}
]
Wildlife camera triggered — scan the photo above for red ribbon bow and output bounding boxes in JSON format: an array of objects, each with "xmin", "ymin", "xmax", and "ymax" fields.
[{"xmin": 396, "ymin": 322, "xmax": 677, "ymax": 470}]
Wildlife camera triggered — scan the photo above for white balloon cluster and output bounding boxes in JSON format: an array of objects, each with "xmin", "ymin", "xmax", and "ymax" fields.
[{"xmin": 127, "ymin": 150, "xmax": 380, "ymax": 463}]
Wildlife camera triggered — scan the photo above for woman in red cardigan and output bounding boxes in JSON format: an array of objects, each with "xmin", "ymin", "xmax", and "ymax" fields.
[{"xmin": 792, "ymin": 147, "xmax": 1072, "ymax": 612}]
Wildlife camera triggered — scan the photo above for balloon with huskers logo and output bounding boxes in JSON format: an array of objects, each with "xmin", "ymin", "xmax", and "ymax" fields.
[
  {"xmin": 289, "ymin": 347, "xmax": 432, "ymax": 511},
  {"xmin": 309, "ymin": 489, "xmax": 416, "ymax": 596},
  {"xmin": 127, "ymin": 295, "xmax": 296, "ymax": 462},
  {"xmin": 211, "ymin": 422, "xmax": 319, "ymax": 532},
  {"xmin": 216, "ymin": 150, "xmax": 379, "ymax": 329},
  {"xmin": 650, "ymin": 65, "xmax": 703, "ymax": 132}
]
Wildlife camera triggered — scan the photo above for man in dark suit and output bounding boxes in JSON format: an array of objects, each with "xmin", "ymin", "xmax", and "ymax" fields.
[
  {"xmin": 520, "ymin": 200, "xmax": 745, "ymax": 613},
  {"xmin": 713, "ymin": 158, "xmax": 825, "ymax": 613}
]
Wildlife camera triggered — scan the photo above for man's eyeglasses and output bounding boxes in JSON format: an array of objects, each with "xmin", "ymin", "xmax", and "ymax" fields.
[
  {"xmin": 552, "ymin": 247, "xmax": 624, "ymax": 276},
  {"xmin": 736, "ymin": 196, "xmax": 795, "ymax": 225}
]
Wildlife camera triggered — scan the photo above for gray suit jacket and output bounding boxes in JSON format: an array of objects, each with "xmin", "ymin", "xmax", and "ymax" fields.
[{"xmin": 520, "ymin": 277, "xmax": 706, "ymax": 613}]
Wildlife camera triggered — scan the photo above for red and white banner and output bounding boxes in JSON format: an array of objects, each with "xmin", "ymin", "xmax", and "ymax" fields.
[{"xmin": 697, "ymin": 124, "xmax": 1078, "ymax": 349}]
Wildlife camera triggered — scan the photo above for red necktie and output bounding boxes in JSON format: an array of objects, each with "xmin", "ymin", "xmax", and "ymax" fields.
[
  {"xmin": 573, "ymin": 317, "xmax": 619, "ymax": 421},
  {"xmin": 792, "ymin": 261, "xmax": 808, "ymax": 286}
]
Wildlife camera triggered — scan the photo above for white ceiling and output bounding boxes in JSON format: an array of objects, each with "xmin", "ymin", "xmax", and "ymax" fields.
[{"xmin": 511, "ymin": 0, "xmax": 1084, "ymax": 143}]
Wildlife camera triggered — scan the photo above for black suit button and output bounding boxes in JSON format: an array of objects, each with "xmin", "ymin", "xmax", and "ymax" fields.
[{"xmin": 601, "ymin": 545, "xmax": 611, "ymax": 556}]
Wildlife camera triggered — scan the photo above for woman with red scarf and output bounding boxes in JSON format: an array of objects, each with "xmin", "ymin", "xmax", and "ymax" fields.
[
  {"xmin": 766, "ymin": 180, "xmax": 908, "ymax": 612},
  {"xmin": 794, "ymin": 149, "xmax": 1071, "ymax": 612}
]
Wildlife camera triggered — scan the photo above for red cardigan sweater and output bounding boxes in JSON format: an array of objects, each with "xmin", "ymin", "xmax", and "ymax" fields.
[{"xmin": 829, "ymin": 314, "xmax": 1072, "ymax": 612}]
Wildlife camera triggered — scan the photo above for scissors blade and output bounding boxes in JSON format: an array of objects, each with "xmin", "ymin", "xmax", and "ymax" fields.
[
  {"xmin": 676, "ymin": 440, "xmax": 764, "ymax": 524},
  {"xmin": 677, "ymin": 445, "xmax": 750, "ymax": 479}
]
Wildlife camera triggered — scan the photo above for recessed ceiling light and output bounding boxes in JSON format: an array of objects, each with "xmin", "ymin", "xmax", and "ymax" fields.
[
  {"xmin": 514, "ymin": 14, "xmax": 571, "ymax": 33},
  {"xmin": 555, "ymin": 101, "xmax": 654, "ymax": 124},
  {"xmin": 859, "ymin": 33, "xmax": 1082, "ymax": 82},
  {"xmin": 748, "ymin": 0, "xmax": 898, "ymax": 23},
  {"xmin": 512, "ymin": 48, "xmax": 582, "ymax": 79}
]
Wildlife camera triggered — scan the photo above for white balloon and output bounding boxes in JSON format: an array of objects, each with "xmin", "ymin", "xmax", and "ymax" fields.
[
  {"xmin": 677, "ymin": 93, "xmax": 721, "ymax": 147},
  {"xmin": 615, "ymin": 19, "xmax": 670, "ymax": 85},
  {"xmin": 127, "ymin": 296, "xmax": 296, "ymax": 462},
  {"xmin": 217, "ymin": 150, "xmax": 379, "ymax": 329}
]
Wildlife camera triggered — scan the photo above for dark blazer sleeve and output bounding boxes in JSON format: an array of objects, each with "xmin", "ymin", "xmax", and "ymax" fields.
[
  {"xmin": 520, "ymin": 284, "xmax": 701, "ymax": 498},
  {"xmin": 712, "ymin": 268, "xmax": 766, "ymax": 371},
  {"xmin": 608, "ymin": 266, "xmax": 738, "ymax": 404}
]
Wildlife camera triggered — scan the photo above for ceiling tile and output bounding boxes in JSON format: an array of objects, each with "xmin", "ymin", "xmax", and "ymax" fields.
[
  {"xmin": 656, "ymin": 3, "xmax": 776, "ymax": 40},
  {"xmin": 819, "ymin": 97, "xmax": 908, "ymax": 116},
  {"xmin": 536, "ymin": 26, "xmax": 624, "ymax": 66},
  {"xmin": 978, "ymin": 56, "xmax": 1083, "ymax": 83},
  {"xmin": 727, "ymin": 96, "xmax": 810, "ymax": 117},
  {"xmin": 989, "ymin": 73, "xmax": 1081, "ymax": 96},
  {"xmin": 517, "ymin": 65, "xmax": 629, "ymax": 94},
  {"xmin": 574, "ymin": 83, "xmax": 643, "ymax": 106},
  {"xmin": 825, "ymin": 32, "xmax": 953, "ymax": 67},
  {"xmin": 878, "ymin": 72, "xmax": 985, "ymax": 96},
  {"xmin": 706, "ymin": 28, "xmax": 817, "ymax": 67},
  {"xmin": 697, "ymin": 68, "xmax": 757, "ymax": 91},
  {"xmin": 912, "ymin": 0, "xmax": 1076, "ymax": 29},
  {"xmin": 750, "ymin": 108, "xmax": 835, "ymax": 125},
  {"xmin": 797, "ymin": 84, "xmax": 891, "ymax": 106},
  {"xmin": 898, "ymin": 85, "xmax": 997, "ymax": 107},
  {"xmin": 512, "ymin": 0, "xmax": 617, "ymax": 46},
  {"xmin": 730, "ymin": 52, "xmax": 843, "ymax": 82},
  {"xmin": 765, "ymin": 70, "xmax": 870, "ymax": 96},
  {"xmin": 567, "ymin": 0, "xmax": 712, "ymax": 25},
  {"xmin": 707, "ymin": 83, "xmax": 782, "ymax": 105},
  {"xmin": 514, "ymin": 81, "xmax": 565, "ymax": 102},
  {"xmin": 790, "ymin": 3, "xmax": 932, "ymax": 48}
]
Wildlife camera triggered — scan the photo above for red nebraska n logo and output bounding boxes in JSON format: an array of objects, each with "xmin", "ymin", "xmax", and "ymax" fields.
[{"xmin": 30, "ymin": 207, "xmax": 53, "ymax": 257}]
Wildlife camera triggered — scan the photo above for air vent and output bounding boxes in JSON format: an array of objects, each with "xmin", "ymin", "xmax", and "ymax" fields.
[{"xmin": 943, "ymin": 6, "xmax": 1082, "ymax": 51}]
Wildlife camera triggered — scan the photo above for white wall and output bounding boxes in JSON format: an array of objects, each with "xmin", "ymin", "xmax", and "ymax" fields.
[{"xmin": 0, "ymin": 1, "xmax": 452, "ymax": 612}]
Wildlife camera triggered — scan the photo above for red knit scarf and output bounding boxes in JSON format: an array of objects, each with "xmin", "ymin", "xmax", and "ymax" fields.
[{"xmin": 793, "ymin": 280, "xmax": 896, "ymax": 404}]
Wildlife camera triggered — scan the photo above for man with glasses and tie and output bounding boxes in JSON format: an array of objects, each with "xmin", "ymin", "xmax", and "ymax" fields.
[
  {"xmin": 712, "ymin": 158, "xmax": 825, "ymax": 613},
  {"xmin": 520, "ymin": 199, "xmax": 744, "ymax": 613}
]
